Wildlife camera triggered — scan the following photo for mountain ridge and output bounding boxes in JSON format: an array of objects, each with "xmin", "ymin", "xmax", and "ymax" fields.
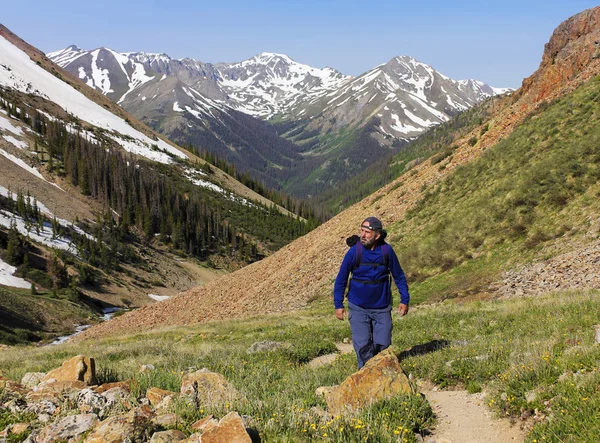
[{"xmin": 48, "ymin": 45, "xmax": 509, "ymax": 198}]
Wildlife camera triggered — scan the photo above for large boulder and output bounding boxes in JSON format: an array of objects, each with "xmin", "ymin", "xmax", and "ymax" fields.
[
  {"xmin": 323, "ymin": 348, "xmax": 413, "ymax": 415},
  {"xmin": 199, "ymin": 412, "xmax": 251, "ymax": 443},
  {"xmin": 37, "ymin": 414, "xmax": 98, "ymax": 443},
  {"xmin": 180, "ymin": 369, "xmax": 243, "ymax": 408},
  {"xmin": 42, "ymin": 355, "xmax": 96, "ymax": 385}
]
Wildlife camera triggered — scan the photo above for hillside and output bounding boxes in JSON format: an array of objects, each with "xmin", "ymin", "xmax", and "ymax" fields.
[
  {"xmin": 75, "ymin": 7, "xmax": 600, "ymax": 342},
  {"xmin": 0, "ymin": 25, "xmax": 316, "ymax": 344}
]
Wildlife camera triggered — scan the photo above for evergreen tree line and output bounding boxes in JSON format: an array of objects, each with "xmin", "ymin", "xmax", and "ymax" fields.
[
  {"xmin": 191, "ymin": 146, "xmax": 331, "ymax": 222},
  {"xmin": 0, "ymin": 89, "xmax": 313, "ymax": 265}
]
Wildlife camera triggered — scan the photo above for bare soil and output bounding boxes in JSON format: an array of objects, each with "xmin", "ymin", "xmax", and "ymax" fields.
[{"xmin": 420, "ymin": 383, "xmax": 527, "ymax": 443}]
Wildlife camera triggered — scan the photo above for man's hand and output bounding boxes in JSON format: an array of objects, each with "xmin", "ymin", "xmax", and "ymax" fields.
[
  {"xmin": 335, "ymin": 308, "xmax": 346, "ymax": 320},
  {"xmin": 398, "ymin": 303, "xmax": 409, "ymax": 316}
]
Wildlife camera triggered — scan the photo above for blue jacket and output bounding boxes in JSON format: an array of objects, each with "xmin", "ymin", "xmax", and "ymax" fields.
[{"xmin": 334, "ymin": 243, "xmax": 410, "ymax": 309}]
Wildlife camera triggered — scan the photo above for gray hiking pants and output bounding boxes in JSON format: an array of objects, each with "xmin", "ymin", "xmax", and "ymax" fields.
[{"xmin": 348, "ymin": 301, "xmax": 392, "ymax": 369}]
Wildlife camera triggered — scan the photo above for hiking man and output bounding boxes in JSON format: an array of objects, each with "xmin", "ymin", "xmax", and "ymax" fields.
[{"xmin": 334, "ymin": 217, "xmax": 410, "ymax": 368}]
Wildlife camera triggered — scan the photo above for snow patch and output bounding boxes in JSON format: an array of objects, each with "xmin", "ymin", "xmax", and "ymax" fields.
[
  {"xmin": 0, "ymin": 114, "xmax": 23, "ymax": 135},
  {"xmin": 0, "ymin": 256, "xmax": 30, "ymax": 289},
  {"xmin": 3, "ymin": 135, "xmax": 28, "ymax": 149},
  {"xmin": 0, "ymin": 37, "xmax": 187, "ymax": 165},
  {"xmin": 148, "ymin": 293, "xmax": 170, "ymax": 301}
]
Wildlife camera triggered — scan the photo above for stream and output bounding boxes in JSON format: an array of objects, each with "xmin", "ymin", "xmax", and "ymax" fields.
[{"xmin": 49, "ymin": 307, "xmax": 122, "ymax": 345}]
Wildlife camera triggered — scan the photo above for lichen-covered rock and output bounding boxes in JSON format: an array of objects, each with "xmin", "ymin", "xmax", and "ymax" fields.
[
  {"xmin": 21, "ymin": 372, "xmax": 46, "ymax": 389},
  {"xmin": 323, "ymin": 348, "xmax": 413, "ymax": 415},
  {"xmin": 180, "ymin": 369, "xmax": 243, "ymax": 408},
  {"xmin": 27, "ymin": 380, "xmax": 87, "ymax": 403},
  {"xmin": 146, "ymin": 387, "xmax": 177, "ymax": 407},
  {"xmin": 246, "ymin": 340, "xmax": 291, "ymax": 354},
  {"xmin": 37, "ymin": 414, "xmax": 98, "ymax": 443},
  {"xmin": 42, "ymin": 355, "xmax": 96, "ymax": 385},
  {"xmin": 149, "ymin": 429, "xmax": 186, "ymax": 443},
  {"xmin": 83, "ymin": 406, "xmax": 155, "ymax": 443},
  {"xmin": 199, "ymin": 412, "xmax": 251, "ymax": 443}
]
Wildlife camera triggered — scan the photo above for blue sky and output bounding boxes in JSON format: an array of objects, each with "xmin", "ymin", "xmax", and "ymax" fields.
[{"xmin": 3, "ymin": 1, "xmax": 599, "ymax": 88}]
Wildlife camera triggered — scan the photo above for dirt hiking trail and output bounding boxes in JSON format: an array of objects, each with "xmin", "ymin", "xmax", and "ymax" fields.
[
  {"xmin": 421, "ymin": 384, "xmax": 527, "ymax": 443},
  {"xmin": 309, "ymin": 348, "xmax": 527, "ymax": 442}
]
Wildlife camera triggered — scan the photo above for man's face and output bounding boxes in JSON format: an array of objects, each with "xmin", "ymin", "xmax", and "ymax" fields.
[{"xmin": 360, "ymin": 223, "xmax": 380, "ymax": 248}]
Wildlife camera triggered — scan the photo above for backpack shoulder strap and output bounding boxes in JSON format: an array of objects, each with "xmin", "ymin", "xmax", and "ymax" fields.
[
  {"xmin": 381, "ymin": 244, "xmax": 390, "ymax": 270},
  {"xmin": 353, "ymin": 242, "xmax": 363, "ymax": 270}
]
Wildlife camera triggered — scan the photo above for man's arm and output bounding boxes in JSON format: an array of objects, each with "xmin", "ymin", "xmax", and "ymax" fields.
[
  {"xmin": 388, "ymin": 247, "xmax": 410, "ymax": 315},
  {"xmin": 333, "ymin": 248, "xmax": 355, "ymax": 319}
]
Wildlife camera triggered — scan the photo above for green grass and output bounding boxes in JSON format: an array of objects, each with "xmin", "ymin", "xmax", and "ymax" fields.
[
  {"xmin": 2, "ymin": 290, "xmax": 600, "ymax": 442},
  {"xmin": 388, "ymin": 75, "xmax": 600, "ymax": 298}
]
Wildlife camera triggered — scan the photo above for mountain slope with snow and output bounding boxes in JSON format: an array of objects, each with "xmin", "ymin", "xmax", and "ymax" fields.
[
  {"xmin": 48, "ymin": 45, "xmax": 511, "ymax": 197},
  {"xmin": 0, "ymin": 24, "xmax": 314, "ymax": 344}
]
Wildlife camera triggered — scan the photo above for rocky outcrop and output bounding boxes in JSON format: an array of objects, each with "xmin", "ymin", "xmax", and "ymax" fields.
[
  {"xmin": 521, "ymin": 7, "xmax": 600, "ymax": 102},
  {"xmin": 494, "ymin": 240, "xmax": 600, "ymax": 297},
  {"xmin": 0, "ymin": 356, "xmax": 253, "ymax": 443},
  {"xmin": 320, "ymin": 348, "xmax": 413, "ymax": 415}
]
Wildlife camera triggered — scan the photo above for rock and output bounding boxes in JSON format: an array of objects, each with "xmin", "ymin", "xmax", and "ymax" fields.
[
  {"xmin": 77, "ymin": 388, "xmax": 108, "ymax": 411},
  {"xmin": 199, "ymin": 412, "xmax": 251, "ymax": 443},
  {"xmin": 83, "ymin": 406, "xmax": 155, "ymax": 443},
  {"xmin": 246, "ymin": 340, "xmax": 290, "ymax": 354},
  {"xmin": 183, "ymin": 433, "xmax": 202, "ymax": 443},
  {"xmin": 93, "ymin": 381, "xmax": 131, "ymax": 394},
  {"xmin": 191, "ymin": 415, "xmax": 217, "ymax": 432},
  {"xmin": 102, "ymin": 387, "xmax": 133, "ymax": 411},
  {"xmin": 27, "ymin": 380, "xmax": 87, "ymax": 403},
  {"xmin": 147, "ymin": 387, "xmax": 177, "ymax": 407},
  {"xmin": 152, "ymin": 413, "xmax": 182, "ymax": 428},
  {"xmin": 42, "ymin": 355, "xmax": 96, "ymax": 385},
  {"xmin": 323, "ymin": 348, "xmax": 413, "ymax": 415},
  {"xmin": 37, "ymin": 414, "xmax": 98, "ymax": 443},
  {"xmin": 315, "ymin": 386, "xmax": 336, "ymax": 397},
  {"xmin": 525, "ymin": 390, "xmax": 538, "ymax": 403},
  {"xmin": 26, "ymin": 399, "xmax": 58, "ymax": 417},
  {"xmin": 594, "ymin": 325, "xmax": 600, "ymax": 344},
  {"xmin": 139, "ymin": 364, "xmax": 156, "ymax": 373},
  {"xmin": 21, "ymin": 372, "xmax": 46, "ymax": 389},
  {"xmin": 0, "ymin": 376, "xmax": 29, "ymax": 395},
  {"xmin": 180, "ymin": 369, "xmax": 242, "ymax": 408},
  {"xmin": 149, "ymin": 430, "xmax": 187, "ymax": 443}
]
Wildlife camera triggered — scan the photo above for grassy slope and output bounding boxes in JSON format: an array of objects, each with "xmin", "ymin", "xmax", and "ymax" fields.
[
  {"xmin": 388, "ymin": 75, "xmax": 600, "ymax": 302},
  {"xmin": 0, "ymin": 286, "xmax": 98, "ymax": 344}
]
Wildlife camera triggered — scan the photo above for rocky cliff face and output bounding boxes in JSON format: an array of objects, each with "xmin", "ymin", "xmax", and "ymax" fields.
[{"xmin": 521, "ymin": 7, "xmax": 600, "ymax": 102}]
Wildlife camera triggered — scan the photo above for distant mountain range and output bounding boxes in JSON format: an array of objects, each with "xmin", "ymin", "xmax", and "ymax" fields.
[{"xmin": 48, "ymin": 46, "xmax": 511, "ymax": 197}]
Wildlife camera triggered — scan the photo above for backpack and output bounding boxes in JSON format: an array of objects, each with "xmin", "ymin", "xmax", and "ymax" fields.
[{"xmin": 346, "ymin": 235, "xmax": 391, "ymax": 280}]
